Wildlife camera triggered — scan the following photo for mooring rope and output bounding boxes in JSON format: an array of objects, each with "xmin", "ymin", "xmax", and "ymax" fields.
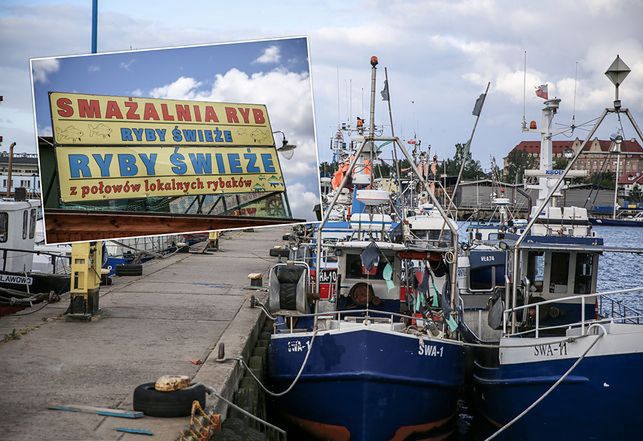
[
  {"xmin": 197, "ymin": 382, "xmax": 287, "ymax": 438},
  {"xmin": 236, "ymin": 328, "xmax": 319, "ymax": 397},
  {"xmin": 485, "ymin": 323, "xmax": 607, "ymax": 441}
]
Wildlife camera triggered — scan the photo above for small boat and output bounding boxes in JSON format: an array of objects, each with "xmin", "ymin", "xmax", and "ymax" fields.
[{"xmin": 590, "ymin": 211, "xmax": 643, "ymax": 227}]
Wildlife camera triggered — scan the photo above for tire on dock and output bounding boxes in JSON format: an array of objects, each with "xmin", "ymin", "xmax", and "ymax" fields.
[
  {"xmin": 115, "ymin": 263, "xmax": 143, "ymax": 277},
  {"xmin": 133, "ymin": 382, "xmax": 205, "ymax": 417}
]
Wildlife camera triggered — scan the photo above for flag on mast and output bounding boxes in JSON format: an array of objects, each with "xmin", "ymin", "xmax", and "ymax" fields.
[
  {"xmin": 381, "ymin": 80, "xmax": 390, "ymax": 101},
  {"xmin": 472, "ymin": 92, "xmax": 487, "ymax": 116},
  {"xmin": 535, "ymin": 84, "xmax": 548, "ymax": 100}
]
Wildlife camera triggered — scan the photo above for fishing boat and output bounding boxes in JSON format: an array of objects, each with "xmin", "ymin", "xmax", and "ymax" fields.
[
  {"xmin": 267, "ymin": 57, "xmax": 465, "ymax": 441},
  {"xmin": 459, "ymin": 57, "xmax": 643, "ymax": 440},
  {"xmin": 590, "ymin": 210, "xmax": 643, "ymax": 226},
  {"xmin": 0, "ymin": 195, "xmax": 70, "ymax": 315}
]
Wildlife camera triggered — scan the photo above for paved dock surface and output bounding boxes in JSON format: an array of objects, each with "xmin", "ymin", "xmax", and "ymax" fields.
[{"xmin": 0, "ymin": 227, "xmax": 286, "ymax": 441}]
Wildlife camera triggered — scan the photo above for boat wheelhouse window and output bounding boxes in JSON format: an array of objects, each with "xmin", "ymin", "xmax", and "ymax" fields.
[
  {"xmin": 0, "ymin": 212, "xmax": 7, "ymax": 243},
  {"xmin": 527, "ymin": 252, "xmax": 545, "ymax": 288},
  {"xmin": 550, "ymin": 252, "xmax": 570, "ymax": 288},
  {"xmin": 22, "ymin": 210, "xmax": 28, "ymax": 240},
  {"xmin": 29, "ymin": 208, "xmax": 36, "ymax": 239},
  {"xmin": 293, "ymin": 246, "xmax": 309, "ymax": 263},
  {"xmin": 346, "ymin": 254, "xmax": 385, "ymax": 280},
  {"xmin": 470, "ymin": 267, "xmax": 494, "ymax": 290},
  {"xmin": 414, "ymin": 229, "xmax": 452, "ymax": 243},
  {"xmin": 574, "ymin": 253, "xmax": 593, "ymax": 294}
]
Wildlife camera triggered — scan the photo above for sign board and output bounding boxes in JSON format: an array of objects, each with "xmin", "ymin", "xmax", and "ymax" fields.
[
  {"xmin": 55, "ymin": 146, "xmax": 285, "ymax": 202},
  {"xmin": 49, "ymin": 92, "xmax": 274, "ymax": 146}
]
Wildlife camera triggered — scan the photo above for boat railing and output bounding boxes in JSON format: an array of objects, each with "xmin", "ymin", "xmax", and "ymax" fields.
[
  {"xmin": 274, "ymin": 307, "xmax": 428, "ymax": 334},
  {"xmin": 502, "ymin": 286, "xmax": 643, "ymax": 338},
  {"xmin": 600, "ymin": 295, "xmax": 641, "ymax": 325},
  {"xmin": 1, "ymin": 246, "xmax": 71, "ymax": 274}
]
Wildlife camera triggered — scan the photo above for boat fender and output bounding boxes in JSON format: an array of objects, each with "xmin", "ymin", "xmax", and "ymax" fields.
[{"xmin": 488, "ymin": 296, "xmax": 504, "ymax": 330}]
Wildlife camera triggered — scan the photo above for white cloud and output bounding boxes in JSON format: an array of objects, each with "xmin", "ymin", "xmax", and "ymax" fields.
[
  {"xmin": 119, "ymin": 59, "xmax": 136, "ymax": 71},
  {"xmin": 31, "ymin": 58, "xmax": 59, "ymax": 83},
  {"xmin": 130, "ymin": 88, "xmax": 143, "ymax": 97},
  {"xmin": 287, "ymin": 182, "xmax": 321, "ymax": 220},
  {"xmin": 150, "ymin": 76, "xmax": 202, "ymax": 99},
  {"xmin": 255, "ymin": 45, "xmax": 281, "ymax": 64}
]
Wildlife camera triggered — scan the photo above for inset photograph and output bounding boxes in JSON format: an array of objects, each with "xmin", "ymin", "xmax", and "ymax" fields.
[{"xmin": 31, "ymin": 37, "xmax": 320, "ymax": 243}]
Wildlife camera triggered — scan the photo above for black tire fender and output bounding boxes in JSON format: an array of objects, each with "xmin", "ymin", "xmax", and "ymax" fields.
[
  {"xmin": 133, "ymin": 382, "xmax": 205, "ymax": 417},
  {"xmin": 115, "ymin": 263, "xmax": 143, "ymax": 277}
]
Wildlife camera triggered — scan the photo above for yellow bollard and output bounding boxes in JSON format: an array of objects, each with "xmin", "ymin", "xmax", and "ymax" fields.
[
  {"xmin": 207, "ymin": 231, "xmax": 220, "ymax": 251},
  {"xmin": 67, "ymin": 241, "xmax": 103, "ymax": 321}
]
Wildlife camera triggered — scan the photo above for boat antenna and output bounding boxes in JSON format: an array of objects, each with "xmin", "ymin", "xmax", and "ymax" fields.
[
  {"xmin": 383, "ymin": 67, "xmax": 405, "ymax": 224},
  {"xmin": 571, "ymin": 61, "xmax": 579, "ymax": 133},
  {"xmin": 345, "ymin": 79, "xmax": 349, "ymax": 122},
  {"xmin": 349, "ymin": 79, "xmax": 353, "ymax": 123},
  {"xmin": 336, "ymin": 66, "xmax": 340, "ymax": 123},
  {"xmin": 522, "ymin": 51, "xmax": 527, "ymax": 131}
]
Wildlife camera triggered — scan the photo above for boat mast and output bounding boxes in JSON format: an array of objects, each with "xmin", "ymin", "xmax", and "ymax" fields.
[{"xmin": 613, "ymin": 142, "xmax": 621, "ymax": 220}]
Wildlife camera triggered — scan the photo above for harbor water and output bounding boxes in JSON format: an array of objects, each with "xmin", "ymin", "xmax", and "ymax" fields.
[{"xmin": 595, "ymin": 226, "xmax": 643, "ymax": 308}]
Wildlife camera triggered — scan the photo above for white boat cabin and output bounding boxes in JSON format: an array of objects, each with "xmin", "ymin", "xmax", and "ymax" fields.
[{"xmin": 0, "ymin": 199, "xmax": 40, "ymax": 273}]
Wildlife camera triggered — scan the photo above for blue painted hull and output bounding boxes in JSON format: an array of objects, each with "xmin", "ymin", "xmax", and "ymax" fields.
[
  {"xmin": 269, "ymin": 327, "xmax": 464, "ymax": 441},
  {"xmin": 590, "ymin": 217, "xmax": 643, "ymax": 227},
  {"xmin": 473, "ymin": 352, "xmax": 643, "ymax": 440}
]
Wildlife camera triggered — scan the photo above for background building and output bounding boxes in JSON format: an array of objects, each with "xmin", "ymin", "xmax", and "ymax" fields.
[
  {"xmin": 504, "ymin": 138, "xmax": 642, "ymax": 175},
  {"xmin": 0, "ymin": 151, "xmax": 41, "ymax": 197}
]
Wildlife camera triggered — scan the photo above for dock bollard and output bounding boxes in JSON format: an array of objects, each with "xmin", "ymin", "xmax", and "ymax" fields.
[
  {"xmin": 217, "ymin": 343, "xmax": 225, "ymax": 361},
  {"xmin": 248, "ymin": 273, "xmax": 263, "ymax": 288}
]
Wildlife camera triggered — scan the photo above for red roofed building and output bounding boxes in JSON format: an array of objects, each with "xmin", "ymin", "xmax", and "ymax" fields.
[
  {"xmin": 504, "ymin": 137, "xmax": 642, "ymax": 176},
  {"xmin": 618, "ymin": 171, "xmax": 643, "ymax": 196}
]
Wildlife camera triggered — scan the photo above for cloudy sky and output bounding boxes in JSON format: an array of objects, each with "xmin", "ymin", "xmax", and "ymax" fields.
[{"xmin": 2, "ymin": 0, "xmax": 643, "ymax": 181}]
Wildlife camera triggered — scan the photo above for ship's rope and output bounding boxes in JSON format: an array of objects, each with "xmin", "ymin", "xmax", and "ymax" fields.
[
  {"xmin": 234, "ymin": 328, "xmax": 319, "ymax": 397},
  {"xmin": 485, "ymin": 323, "xmax": 606, "ymax": 441},
  {"xmin": 197, "ymin": 382, "xmax": 287, "ymax": 438}
]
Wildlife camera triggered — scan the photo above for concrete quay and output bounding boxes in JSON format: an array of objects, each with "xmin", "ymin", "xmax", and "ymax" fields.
[{"xmin": 0, "ymin": 227, "xmax": 287, "ymax": 441}]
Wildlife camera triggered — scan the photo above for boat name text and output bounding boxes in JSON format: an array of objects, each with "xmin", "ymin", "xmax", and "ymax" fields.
[
  {"xmin": 533, "ymin": 342, "xmax": 568, "ymax": 357},
  {"xmin": 418, "ymin": 342, "xmax": 444, "ymax": 357}
]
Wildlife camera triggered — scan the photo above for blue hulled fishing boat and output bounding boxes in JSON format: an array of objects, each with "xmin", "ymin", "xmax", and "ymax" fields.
[
  {"xmin": 459, "ymin": 56, "xmax": 643, "ymax": 440},
  {"xmin": 267, "ymin": 56, "xmax": 466, "ymax": 441}
]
